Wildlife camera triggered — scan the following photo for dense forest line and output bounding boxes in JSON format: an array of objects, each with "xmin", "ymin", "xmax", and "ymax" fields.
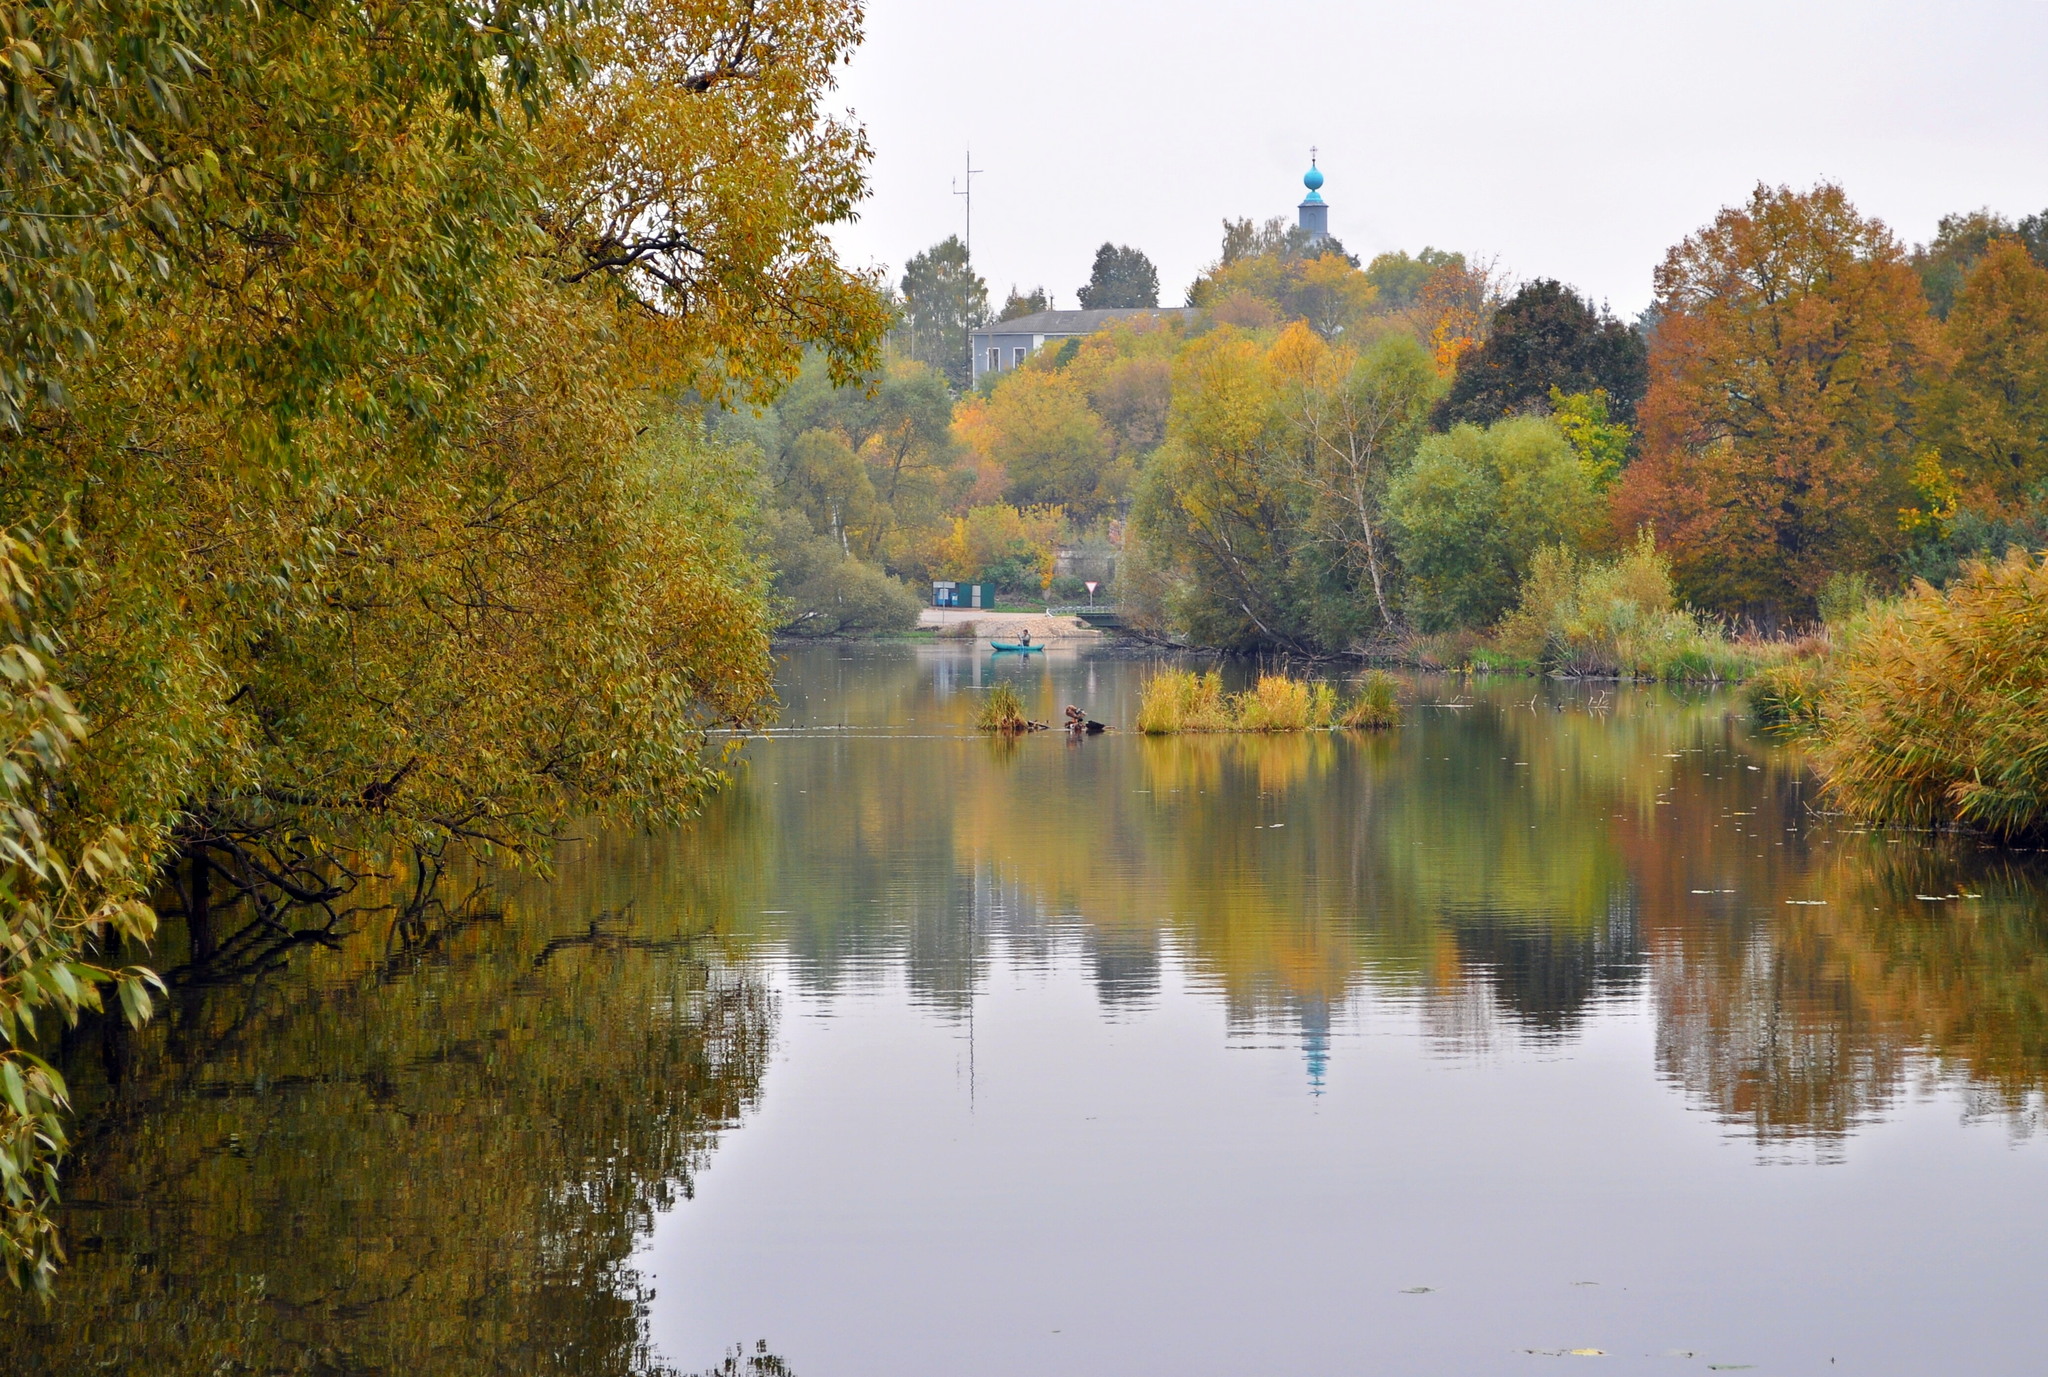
[{"xmin": 755, "ymin": 189, "xmax": 2047, "ymax": 656}]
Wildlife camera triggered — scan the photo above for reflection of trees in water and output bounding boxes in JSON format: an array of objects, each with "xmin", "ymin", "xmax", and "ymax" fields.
[
  {"xmin": 1086, "ymin": 929, "xmax": 1162, "ymax": 1008},
  {"xmin": 1443, "ymin": 897, "xmax": 1645, "ymax": 1035},
  {"xmin": 731, "ymin": 651, "xmax": 2048, "ymax": 1145},
  {"xmin": 1656, "ymin": 934, "xmax": 1906, "ymax": 1155},
  {"xmin": 8, "ymin": 865, "xmax": 777, "ymax": 1375},
  {"xmin": 1649, "ymin": 839, "xmax": 2048, "ymax": 1149}
]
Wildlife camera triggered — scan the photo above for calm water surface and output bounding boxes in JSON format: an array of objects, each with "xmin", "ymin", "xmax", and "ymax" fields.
[{"xmin": 13, "ymin": 644, "xmax": 2048, "ymax": 1375}]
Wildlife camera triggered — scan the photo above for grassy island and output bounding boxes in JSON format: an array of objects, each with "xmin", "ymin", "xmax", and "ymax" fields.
[{"xmin": 1136, "ymin": 670, "xmax": 1402, "ymax": 734}]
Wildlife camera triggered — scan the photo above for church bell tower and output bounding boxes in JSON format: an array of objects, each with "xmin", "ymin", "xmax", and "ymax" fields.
[{"xmin": 1298, "ymin": 152, "xmax": 1328, "ymax": 244}]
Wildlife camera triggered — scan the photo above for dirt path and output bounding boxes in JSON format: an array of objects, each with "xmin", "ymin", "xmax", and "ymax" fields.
[{"xmin": 918, "ymin": 609, "xmax": 1102, "ymax": 641}]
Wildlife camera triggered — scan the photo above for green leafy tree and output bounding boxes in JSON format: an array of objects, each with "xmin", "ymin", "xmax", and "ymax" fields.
[
  {"xmin": 778, "ymin": 428, "xmax": 880, "ymax": 552},
  {"xmin": 1434, "ymin": 280, "xmax": 1648, "ymax": 427},
  {"xmin": 765, "ymin": 509, "xmax": 921, "ymax": 634},
  {"xmin": 900, "ymin": 236, "xmax": 988, "ymax": 388},
  {"xmin": 1385, "ymin": 416, "xmax": 1607, "ymax": 630},
  {"xmin": 1363, "ymin": 248, "xmax": 1462, "ymax": 311},
  {"xmin": 1077, "ymin": 243, "xmax": 1160, "ymax": 309},
  {"xmin": 1548, "ymin": 388, "xmax": 1634, "ymax": 487}
]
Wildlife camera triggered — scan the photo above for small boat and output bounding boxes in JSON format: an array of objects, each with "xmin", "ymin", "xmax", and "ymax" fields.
[{"xmin": 989, "ymin": 640, "xmax": 1045, "ymax": 654}]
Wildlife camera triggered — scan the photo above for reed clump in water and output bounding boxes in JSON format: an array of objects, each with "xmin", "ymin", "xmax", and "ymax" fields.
[
  {"xmin": 1340, "ymin": 671, "xmax": 1403, "ymax": 729},
  {"xmin": 1814, "ymin": 549, "xmax": 2048, "ymax": 841},
  {"xmin": 1136, "ymin": 669, "xmax": 1228, "ymax": 733},
  {"xmin": 1137, "ymin": 670, "xmax": 1347, "ymax": 734},
  {"xmin": 975, "ymin": 682, "xmax": 1035, "ymax": 733},
  {"xmin": 1746, "ymin": 662, "xmax": 1827, "ymax": 738},
  {"xmin": 1237, "ymin": 675, "xmax": 1338, "ymax": 731}
]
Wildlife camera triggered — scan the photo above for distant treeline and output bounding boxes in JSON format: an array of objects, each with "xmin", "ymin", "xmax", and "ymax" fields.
[{"xmin": 748, "ymin": 188, "xmax": 2047, "ymax": 655}]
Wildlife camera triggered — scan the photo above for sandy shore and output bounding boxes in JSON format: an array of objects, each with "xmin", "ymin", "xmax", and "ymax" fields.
[{"xmin": 917, "ymin": 608, "xmax": 1103, "ymax": 641}]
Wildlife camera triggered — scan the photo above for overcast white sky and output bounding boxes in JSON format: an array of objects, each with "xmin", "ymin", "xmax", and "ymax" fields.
[{"xmin": 824, "ymin": 0, "xmax": 2048, "ymax": 318}]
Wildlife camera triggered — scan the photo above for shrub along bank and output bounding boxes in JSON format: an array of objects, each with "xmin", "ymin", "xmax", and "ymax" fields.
[{"xmin": 1755, "ymin": 550, "xmax": 2048, "ymax": 842}]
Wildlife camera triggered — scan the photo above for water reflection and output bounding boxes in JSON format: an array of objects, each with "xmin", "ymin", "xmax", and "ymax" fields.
[
  {"xmin": 725, "ymin": 645, "xmax": 2048, "ymax": 1147},
  {"xmin": 11, "ymin": 846, "xmax": 777, "ymax": 1375},
  {"xmin": 10, "ymin": 643, "xmax": 2048, "ymax": 1374}
]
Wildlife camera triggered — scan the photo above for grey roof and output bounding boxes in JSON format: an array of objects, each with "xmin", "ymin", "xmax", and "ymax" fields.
[{"xmin": 973, "ymin": 307, "xmax": 1190, "ymax": 338}]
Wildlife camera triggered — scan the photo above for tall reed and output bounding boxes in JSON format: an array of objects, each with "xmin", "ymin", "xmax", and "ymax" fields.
[
  {"xmin": 975, "ymin": 681, "xmax": 1029, "ymax": 732},
  {"xmin": 1137, "ymin": 669, "xmax": 1232, "ymax": 733},
  {"xmin": 1137, "ymin": 670, "xmax": 1346, "ymax": 733},
  {"xmin": 1814, "ymin": 549, "xmax": 2048, "ymax": 840},
  {"xmin": 1340, "ymin": 671, "xmax": 1403, "ymax": 729}
]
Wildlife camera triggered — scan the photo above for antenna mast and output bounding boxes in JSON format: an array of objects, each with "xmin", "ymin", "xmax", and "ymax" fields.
[{"xmin": 952, "ymin": 148, "xmax": 985, "ymax": 258}]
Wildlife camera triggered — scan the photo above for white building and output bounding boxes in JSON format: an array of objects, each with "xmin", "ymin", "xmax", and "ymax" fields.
[{"xmin": 969, "ymin": 308, "xmax": 1190, "ymax": 384}]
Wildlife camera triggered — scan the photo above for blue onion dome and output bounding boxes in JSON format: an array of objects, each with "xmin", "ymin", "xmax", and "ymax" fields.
[{"xmin": 1303, "ymin": 161, "xmax": 1325, "ymax": 192}]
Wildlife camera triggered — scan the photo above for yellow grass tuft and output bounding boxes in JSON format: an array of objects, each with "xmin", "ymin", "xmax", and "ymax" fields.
[
  {"xmin": 1340, "ymin": 671, "xmax": 1403, "ymax": 729},
  {"xmin": 1137, "ymin": 669, "xmax": 1347, "ymax": 734},
  {"xmin": 975, "ymin": 681, "xmax": 1029, "ymax": 732}
]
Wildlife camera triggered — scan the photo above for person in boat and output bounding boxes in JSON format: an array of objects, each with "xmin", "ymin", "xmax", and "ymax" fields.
[{"xmin": 1019, "ymin": 629, "xmax": 1032, "ymax": 646}]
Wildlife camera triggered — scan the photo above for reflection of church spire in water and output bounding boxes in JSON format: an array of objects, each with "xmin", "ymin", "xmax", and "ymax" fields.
[{"xmin": 1299, "ymin": 994, "xmax": 1331, "ymax": 1095}]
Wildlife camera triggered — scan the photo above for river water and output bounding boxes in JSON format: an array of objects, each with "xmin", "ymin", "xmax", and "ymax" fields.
[{"xmin": 12, "ymin": 643, "xmax": 2048, "ymax": 1375}]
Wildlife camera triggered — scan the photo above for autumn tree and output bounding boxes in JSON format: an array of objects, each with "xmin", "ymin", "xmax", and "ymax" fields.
[
  {"xmin": 1613, "ymin": 184, "xmax": 1943, "ymax": 617},
  {"xmin": 900, "ymin": 236, "xmax": 988, "ymax": 388},
  {"xmin": 1434, "ymin": 280, "xmax": 1648, "ymax": 427},
  {"xmin": 1189, "ymin": 221, "xmax": 1376, "ymax": 341},
  {"xmin": 1911, "ymin": 208, "xmax": 2048, "ymax": 318},
  {"xmin": 1925, "ymin": 239, "xmax": 2048, "ymax": 516},
  {"xmin": 985, "ymin": 370, "xmax": 1112, "ymax": 514},
  {"xmin": 1900, "ymin": 238, "xmax": 2048, "ymax": 581},
  {"xmin": 1269, "ymin": 324, "xmax": 1441, "ymax": 629},
  {"xmin": 1408, "ymin": 256, "xmax": 1506, "ymax": 375},
  {"xmin": 1078, "ymin": 243, "xmax": 1161, "ymax": 309},
  {"xmin": 935, "ymin": 503, "xmax": 1066, "ymax": 593},
  {"xmin": 1133, "ymin": 331, "xmax": 1312, "ymax": 649},
  {"xmin": 0, "ymin": 0, "xmax": 890, "ymax": 1286},
  {"xmin": 1000, "ymin": 286, "xmax": 1052, "ymax": 320}
]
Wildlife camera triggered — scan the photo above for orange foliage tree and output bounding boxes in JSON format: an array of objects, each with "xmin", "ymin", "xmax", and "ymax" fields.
[
  {"xmin": 1614, "ymin": 184, "xmax": 1943, "ymax": 617},
  {"xmin": 1924, "ymin": 238, "xmax": 2048, "ymax": 518}
]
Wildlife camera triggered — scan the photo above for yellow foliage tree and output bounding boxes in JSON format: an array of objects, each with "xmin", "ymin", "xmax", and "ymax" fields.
[{"xmin": 935, "ymin": 504, "xmax": 1067, "ymax": 592}]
